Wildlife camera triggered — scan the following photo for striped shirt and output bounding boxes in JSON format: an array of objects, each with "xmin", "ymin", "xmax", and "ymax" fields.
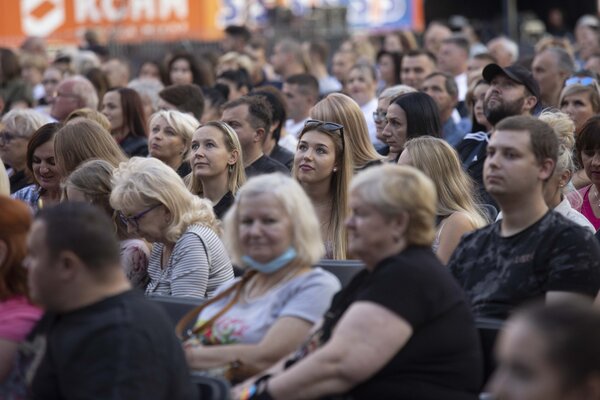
[{"xmin": 145, "ymin": 224, "xmax": 234, "ymax": 299}]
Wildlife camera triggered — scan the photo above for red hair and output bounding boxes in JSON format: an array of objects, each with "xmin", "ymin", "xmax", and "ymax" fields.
[{"xmin": 0, "ymin": 196, "xmax": 32, "ymax": 300}]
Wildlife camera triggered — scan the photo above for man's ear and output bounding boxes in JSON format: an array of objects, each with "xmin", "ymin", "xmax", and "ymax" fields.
[
  {"xmin": 539, "ymin": 158, "xmax": 556, "ymax": 181},
  {"xmin": 390, "ymin": 211, "xmax": 410, "ymax": 243},
  {"xmin": 255, "ymin": 127, "xmax": 266, "ymax": 143},
  {"xmin": 55, "ymin": 250, "xmax": 83, "ymax": 282},
  {"xmin": 523, "ymin": 95, "xmax": 538, "ymax": 113}
]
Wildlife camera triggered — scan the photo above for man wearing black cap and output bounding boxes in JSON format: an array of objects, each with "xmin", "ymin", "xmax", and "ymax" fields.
[{"xmin": 456, "ymin": 63, "xmax": 540, "ymax": 208}]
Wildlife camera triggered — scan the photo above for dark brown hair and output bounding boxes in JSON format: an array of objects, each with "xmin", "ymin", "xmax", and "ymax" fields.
[{"xmin": 106, "ymin": 87, "xmax": 147, "ymax": 138}]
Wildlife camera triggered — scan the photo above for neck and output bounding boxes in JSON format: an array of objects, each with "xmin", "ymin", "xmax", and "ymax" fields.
[
  {"xmin": 541, "ymin": 90, "xmax": 560, "ymax": 108},
  {"xmin": 200, "ymin": 172, "xmax": 230, "ymax": 205},
  {"xmin": 243, "ymin": 147, "xmax": 264, "ymax": 168},
  {"xmin": 262, "ymin": 139, "xmax": 276, "ymax": 156},
  {"xmin": 300, "ymin": 178, "xmax": 332, "ymax": 204},
  {"xmin": 293, "ymin": 113, "xmax": 309, "ymax": 124},
  {"xmin": 112, "ymin": 128, "xmax": 129, "ymax": 142},
  {"xmin": 59, "ymin": 270, "xmax": 132, "ymax": 313},
  {"xmin": 363, "ymin": 239, "xmax": 408, "ymax": 271},
  {"xmin": 246, "ymin": 259, "xmax": 309, "ymax": 297},
  {"xmin": 442, "ymin": 110, "xmax": 453, "ymax": 124},
  {"xmin": 11, "ymin": 160, "xmax": 26, "ymax": 172},
  {"xmin": 163, "ymin": 155, "xmax": 184, "ymax": 172},
  {"xmin": 309, "ymin": 63, "xmax": 327, "ymax": 79},
  {"xmin": 41, "ymin": 187, "xmax": 62, "ymax": 203},
  {"xmin": 499, "ymin": 192, "xmax": 549, "ymax": 236}
]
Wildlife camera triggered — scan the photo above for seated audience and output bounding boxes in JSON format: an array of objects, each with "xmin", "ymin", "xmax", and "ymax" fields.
[
  {"xmin": 398, "ymin": 137, "xmax": 489, "ymax": 264},
  {"xmin": 158, "ymin": 83, "xmax": 206, "ymax": 122},
  {"xmin": 188, "ymin": 121, "xmax": 246, "ymax": 220},
  {"xmin": 573, "ymin": 116, "xmax": 600, "ymax": 230},
  {"xmin": 22, "ymin": 202, "xmax": 197, "ymax": 399},
  {"xmin": 65, "ymin": 107, "xmax": 111, "ymax": 131},
  {"xmin": 12, "ymin": 123, "xmax": 62, "ymax": 212},
  {"xmin": 148, "ymin": 110, "xmax": 198, "ymax": 177},
  {"xmin": 0, "ymin": 109, "xmax": 47, "ymax": 193},
  {"xmin": 0, "ymin": 197, "xmax": 42, "ymax": 395},
  {"xmin": 182, "ymin": 174, "xmax": 340, "ymax": 382},
  {"xmin": 234, "ymin": 164, "xmax": 483, "ymax": 399},
  {"xmin": 101, "ymin": 87, "xmax": 148, "ymax": 157},
  {"xmin": 373, "ymin": 85, "xmax": 416, "ymax": 157},
  {"xmin": 0, "ymin": 159, "xmax": 9, "ymax": 195},
  {"xmin": 49, "ymin": 76, "xmax": 98, "ymax": 122},
  {"xmin": 110, "ymin": 157, "xmax": 234, "ymax": 298},
  {"xmin": 293, "ymin": 120, "xmax": 352, "ymax": 260},
  {"xmin": 64, "ymin": 159, "xmax": 150, "ymax": 290},
  {"xmin": 449, "ymin": 116, "xmax": 600, "ymax": 320},
  {"xmin": 559, "ymin": 75, "xmax": 600, "ymax": 134},
  {"xmin": 346, "ymin": 63, "xmax": 380, "ymax": 146}
]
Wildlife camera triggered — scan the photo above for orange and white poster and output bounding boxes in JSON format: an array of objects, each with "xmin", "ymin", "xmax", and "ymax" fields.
[{"xmin": 0, "ymin": 0, "xmax": 223, "ymax": 47}]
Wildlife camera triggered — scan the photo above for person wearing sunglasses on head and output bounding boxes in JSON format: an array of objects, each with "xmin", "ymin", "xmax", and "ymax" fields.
[
  {"xmin": 110, "ymin": 157, "xmax": 234, "ymax": 299},
  {"xmin": 293, "ymin": 119, "xmax": 352, "ymax": 260}
]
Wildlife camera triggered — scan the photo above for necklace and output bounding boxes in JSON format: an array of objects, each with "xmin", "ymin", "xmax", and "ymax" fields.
[
  {"xmin": 592, "ymin": 186, "xmax": 600, "ymax": 209},
  {"xmin": 242, "ymin": 267, "xmax": 305, "ymax": 304}
]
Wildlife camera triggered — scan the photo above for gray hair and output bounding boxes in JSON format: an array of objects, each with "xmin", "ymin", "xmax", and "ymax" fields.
[
  {"xmin": 65, "ymin": 76, "xmax": 99, "ymax": 110},
  {"xmin": 494, "ymin": 36, "xmax": 519, "ymax": 64},
  {"xmin": 543, "ymin": 47, "xmax": 576, "ymax": 75},
  {"xmin": 379, "ymin": 84, "xmax": 416, "ymax": 102},
  {"xmin": 1, "ymin": 109, "xmax": 47, "ymax": 138},
  {"xmin": 128, "ymin": 78, "xmax": 165, "ymax": 115}
]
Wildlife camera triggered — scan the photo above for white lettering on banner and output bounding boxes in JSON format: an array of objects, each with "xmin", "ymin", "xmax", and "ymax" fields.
[
  {"xmin": 131, "ymin": 0, "xmax": 156, "ymax": 21},
  {"xmin": 21, "ymin": 0, "xmax": 66, "ymax": 36},
  {"xmin": 75, "ymin": 0, "xmax": 102, "ymax": 23},
  {"xmin": 101, "ymin": 0, "xmax": 128, "ymax": 21},
  {"xmin": 159, "ymin": 0, "xmax": 188, "ymax": 20}
]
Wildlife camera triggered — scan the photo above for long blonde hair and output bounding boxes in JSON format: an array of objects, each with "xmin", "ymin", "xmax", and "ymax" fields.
[
  {"xmin": 293, "ymin": 122, "xmax": 351, "ymax": 260},
  {"xmin": 403, "ymin": 137, "xmax": 488, "ymax": 228},
  {"xmin": 187, "ymin": 121, "xmax": 246, "ymax": 197},
  {"xmin": 310, "ymin": 93, "xmax": 382, "ymax": 171}
]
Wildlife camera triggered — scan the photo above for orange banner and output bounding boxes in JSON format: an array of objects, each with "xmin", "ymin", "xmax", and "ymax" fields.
[{"xmin": 0, "ymin": 0, "xmax": 223, "ymax": 47}]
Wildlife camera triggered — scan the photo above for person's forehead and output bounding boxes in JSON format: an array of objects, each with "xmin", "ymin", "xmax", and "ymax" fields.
[
  {"xmin": 404, "ymin": 55, "xmax": 430, "ymax": 67},
  {"xmin": 490, "ymin": 129, "xmax": 531, "ymax": 147},
  {"xmin": 223, "ymin": 104, "xmax": 249, "ymax": 119},
  {"xmin": 423, "ymin": 75, "xmax": 446, "ymax": 87}
]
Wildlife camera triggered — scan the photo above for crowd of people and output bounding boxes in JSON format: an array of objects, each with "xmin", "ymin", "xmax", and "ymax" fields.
[{"xmin": 2, "ymin": 14, "xmax": 600, "ymax": 400}]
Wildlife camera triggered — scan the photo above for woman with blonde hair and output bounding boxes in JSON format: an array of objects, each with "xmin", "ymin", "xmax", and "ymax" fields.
[
  {"xmin": 310, "ymin": 93, "xmax": 382, "ymax": 171},
  {"xmin": 148, "ymin": 110, "xmax": 199, "ymax": 177},
  {"xmin": 398, "ymin": 136, "xmax": 488, "ymax": 264},
  {"xmin": 65, "ymin": 108, "xmax": 111, "ymax": 131},
  {"xmin": 188, "ymin": 121, "xmax": 246, "ymax": 219},
  {"xmin": 64, "ymin": 159, "xmax": 151, "ymax": 289},
  {"xmin": 293, "ymin": 120, "xmax": 352, "ymax": 260},
  {"xmin": 111, "ymin": 157, "xmax": 234, "ymax": 298},
  {"xmin": 0, "ymin": 159, "xmax": 9, "ymax": 195},
  {"xmin": 559, "ymin": 77, "xmax": 600, "ymax": 134},
  {"xmin": 54, "ymin": 119, "xmax": 128, "ymax": 178},
  {"xmin": 182, "ymin": 174, "xmax": 339, "ymax": 382}
]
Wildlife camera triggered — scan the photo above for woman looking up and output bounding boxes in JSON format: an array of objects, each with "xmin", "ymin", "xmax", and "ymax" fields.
[
  {"xmin": 101, "ymin": 87, "xmax": 148, "ymax": 157},
  {"xmin": 293, "ymin": 120, "xmax": 352, "ymax": 259},
  {"xmin": 188, "ymin": 121, "xmax": 246, "ymax": 220}
]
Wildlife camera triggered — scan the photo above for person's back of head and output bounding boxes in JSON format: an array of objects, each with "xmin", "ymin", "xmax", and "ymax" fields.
[
  {"xmin": 249, "ymin": 87, "xmax": 287, "ymax": 142},
  {"xmin": 224, "ymin": 25, "xmax": 251, "ymax": 52},
  {"xmin": 223, "ymin": 95, "xmax": 273, "ymax": 140},
  {"xmin": 217, "ymin": 68, "xmax": 253, "ymax": 99},
  {"xmin": 159, "ymin": 84, "xmax": 205, "ymax": 121}
]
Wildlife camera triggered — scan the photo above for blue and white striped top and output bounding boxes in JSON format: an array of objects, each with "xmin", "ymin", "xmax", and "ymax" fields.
[{"xmin": 145, "ymin": 224, "xmax": 234, "ymax": 299}]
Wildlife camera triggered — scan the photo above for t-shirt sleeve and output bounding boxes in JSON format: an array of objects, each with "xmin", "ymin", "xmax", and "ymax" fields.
[
  {"xmin": 169, "ymin": 233, "xmax": 210, "ymax": 298},
  {"xmin": 0, "ymin": 302, "xmax": 41, "ymax": 342},
  {"xmin": 277, "ymin": 270, "xmax": 341, "ymax": 324},
  {"xmin": 545, "ymin": 226, "xmax": 600, "ymax": 296}
]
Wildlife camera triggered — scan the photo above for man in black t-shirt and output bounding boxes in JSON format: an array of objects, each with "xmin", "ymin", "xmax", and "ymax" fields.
[
  {"xmin": 449, "ymin": 116, "xmax": 600, "ymax": 320},
  {"xmin": 221, "ymin": 95, "xmax": 288, "ymax": 178},
  {"xmin": 23, "ymin": 203, "xmax": 197, "ymax": 399}
]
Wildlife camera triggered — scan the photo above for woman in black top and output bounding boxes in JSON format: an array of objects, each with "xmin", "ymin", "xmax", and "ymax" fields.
[
  {"xmin": 101, "ymin": 87, "xmax": 148, "ymax": 157},
  {"xmin": 235, "ymin": 164, "xmax": 483, "ymax": 400}
]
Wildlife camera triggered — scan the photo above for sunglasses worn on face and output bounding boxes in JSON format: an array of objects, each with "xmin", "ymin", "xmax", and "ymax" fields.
[
  {"xmin": 565, "ymin": 76, "xmax": 596, "ymax": 87},
  {"xmin": 303, "ymin": 119, "xmax": 345, "ymax": 148},
  {"xmin": 118, "ymin": 204, "xmax": 162, "ymax": 231}
]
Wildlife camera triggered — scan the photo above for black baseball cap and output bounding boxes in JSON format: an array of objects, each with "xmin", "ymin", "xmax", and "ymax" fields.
[{"xmin": 482, "ymin": 63, "xmax": 541, "ymax": 104}]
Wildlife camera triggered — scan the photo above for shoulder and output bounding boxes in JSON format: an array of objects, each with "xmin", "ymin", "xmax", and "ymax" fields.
[
  {"xmin": 294, "ymin": 267, "xmax": 342, "ymax": 291},
  {"xmin": 444, "ymin": 211, "xmax": 478, "ymax": 231},
  {"xmin": 11, "ymin": 184, "xmax": 39, "ymax": 202}
]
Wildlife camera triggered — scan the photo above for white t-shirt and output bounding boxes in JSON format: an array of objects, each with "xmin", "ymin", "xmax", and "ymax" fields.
[{"xmin": 193, "ymin": 268, "xmax": 340, "ymax": 345}]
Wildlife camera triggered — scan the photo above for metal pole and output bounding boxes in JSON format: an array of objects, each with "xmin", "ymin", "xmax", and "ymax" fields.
[{"xmin": 503, "ymin": 0, "xmax": 518, "ymax": 40}]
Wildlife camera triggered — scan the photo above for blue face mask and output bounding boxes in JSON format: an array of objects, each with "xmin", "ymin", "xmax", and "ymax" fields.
[{"xmin": 241, "ymin": 247, "xmax": 297, "ymax": 274}]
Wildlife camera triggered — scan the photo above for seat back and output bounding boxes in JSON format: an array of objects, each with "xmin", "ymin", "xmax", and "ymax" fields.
[
  {"xmin": 190, "ymin": 373, "xmax": 230, "ymax": 400},
  {"xmin": 475, "ymin": 317, "xmax": 504, "ymax": 382},
  {"xmin": 315, "ymin": 259, "xmax": 365, "ymax": 287},
  {"xmin": 148, "ymin": 295, "xmax": 204, "ymax": 327}
]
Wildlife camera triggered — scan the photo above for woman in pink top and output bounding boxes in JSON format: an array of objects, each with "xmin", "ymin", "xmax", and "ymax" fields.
[
  {"xmin": 0, "ymin": 196, "xmax": 43, "ymax": 395},
  {"xmin": 573, "ymin": 116, "xmax": 600, "ymax": 231}
]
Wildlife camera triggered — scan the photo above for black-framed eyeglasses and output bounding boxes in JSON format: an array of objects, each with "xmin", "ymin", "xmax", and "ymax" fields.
[
  {"xmin": 373, "ymin": 110, "xmax": 387, "ymax": 123},
  {"xmin": 303, "ymin": 119, "xmax": 345, "ymax": 148},
  {"xmin": 0, "ymin": 130, "xmax": 25, "ymax": 145},
  {"xmin": 118, "ymin": 204, "xmax": 162, "ymax": 231},
  {"xmin": 565, "ymin": 76, "xmax": 596, "ymax": 87}
]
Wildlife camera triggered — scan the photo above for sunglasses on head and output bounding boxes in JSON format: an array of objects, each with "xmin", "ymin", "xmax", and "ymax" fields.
[
  {"xmin": 303, "ymin": 119, "xmax": 345, "ymax": 148},
  {"xmin": 565, "ymin": 76, "xmax": 597, "ymax": 87}
]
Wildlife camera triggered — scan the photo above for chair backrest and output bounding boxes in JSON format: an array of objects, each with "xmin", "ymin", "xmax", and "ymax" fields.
[
  {"xmin": 148, "ymin": 295, "xmax": 205, "ymax": 327},
  {"xmin": 315, "ymin": 259, "xmax": 365, "ymax": 287},
  {"xmin": 475, "ymin": 317, "xmax": 504, "ymax": 382},
  {"xmin": 190, "ymin": 373, "xmax": 230, "ymax": 400}
]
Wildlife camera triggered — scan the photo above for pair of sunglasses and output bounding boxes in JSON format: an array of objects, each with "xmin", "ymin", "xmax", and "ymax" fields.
[
  {"xmin": 565, "ymin": 76, "xmax": 597, "ymax": 87},
  {"xmin": 303, "ymin": 119, "xmax": 345, "ymax": 148}
]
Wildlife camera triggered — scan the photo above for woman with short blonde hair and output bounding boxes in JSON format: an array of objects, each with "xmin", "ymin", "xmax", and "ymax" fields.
[
  {"xmin": 399, "ymin": 136, "xmax": 488, "ymax": 263},
  {"xmin": 110, "ymin": 157, "xmax": 234, "ymax": 298},
  {"xmin": 54, "ymin": 119, "xmax": 127, "ymax": 178},
  {"xmin": 148, "ymin": 110, "xmax": 199, "ymax": 176},
  {"xmin": 65, "ymin": 108, "xmax": 111, "ymax": 131},
  {"xmin": 310, "ymin": 93, "xmax": 382, "ymax": 171}
]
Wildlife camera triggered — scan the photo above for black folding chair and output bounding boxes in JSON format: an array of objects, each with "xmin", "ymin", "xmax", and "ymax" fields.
[
  {"xmin": 315, "ymin": 259, "xmax": 365, "ymax": 287},
  {"xmin": 475, "ymin": 317, "xmax": 504, "ymax": 382},
  {"xmin": 148, "ymin": 295, "xmax": 204, "ymax": 327},
  {"xmin": 190, "ymin": 373, "xmax": 230, "ymax": 400}
]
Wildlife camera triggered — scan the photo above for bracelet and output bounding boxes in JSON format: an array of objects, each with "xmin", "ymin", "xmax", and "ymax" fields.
[{"xmin": 239, "ymin": 384, "xmax": 257, "ymax": 400}]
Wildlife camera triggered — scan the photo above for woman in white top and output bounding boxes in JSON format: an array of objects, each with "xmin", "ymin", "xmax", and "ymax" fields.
[
  {"xmin": 398, "ymin": 136, "xmax": 489, "ymax": 264},
  {"xmin": 182, "ymin": 173, "xmax": 340, "ymax": 381},
  {"xmin": 346, "ymin": 63, "xmax": 380, "ymax": 147},
  {"xmin": 110, "ymin": 157, "xmax": 234, "ymax": 298}
]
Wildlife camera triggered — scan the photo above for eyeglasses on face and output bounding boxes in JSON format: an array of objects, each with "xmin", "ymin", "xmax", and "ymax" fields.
[
  {"xmin": 0, "ymin": 130, "xmax": 25, "ymax": 145},
  {"xmin": 565, "ymin": 76, "xmax": 597, "ymax": 87},
  {"xmin": 118, "ymin": 204, "xmax": 162, "ymax": 231},
  {"xmin": 373, "ymin": 110, "xmax": 387, "ymax": 123},
  {"xmin": 303, "ymin": 119, "xmax": 345, "ymax": 148}
]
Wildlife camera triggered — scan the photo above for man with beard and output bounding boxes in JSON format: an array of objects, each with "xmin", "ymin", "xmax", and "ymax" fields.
[{"xmin": 456, "ymin": 63, "xmax": 540, "ymax": 208}]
